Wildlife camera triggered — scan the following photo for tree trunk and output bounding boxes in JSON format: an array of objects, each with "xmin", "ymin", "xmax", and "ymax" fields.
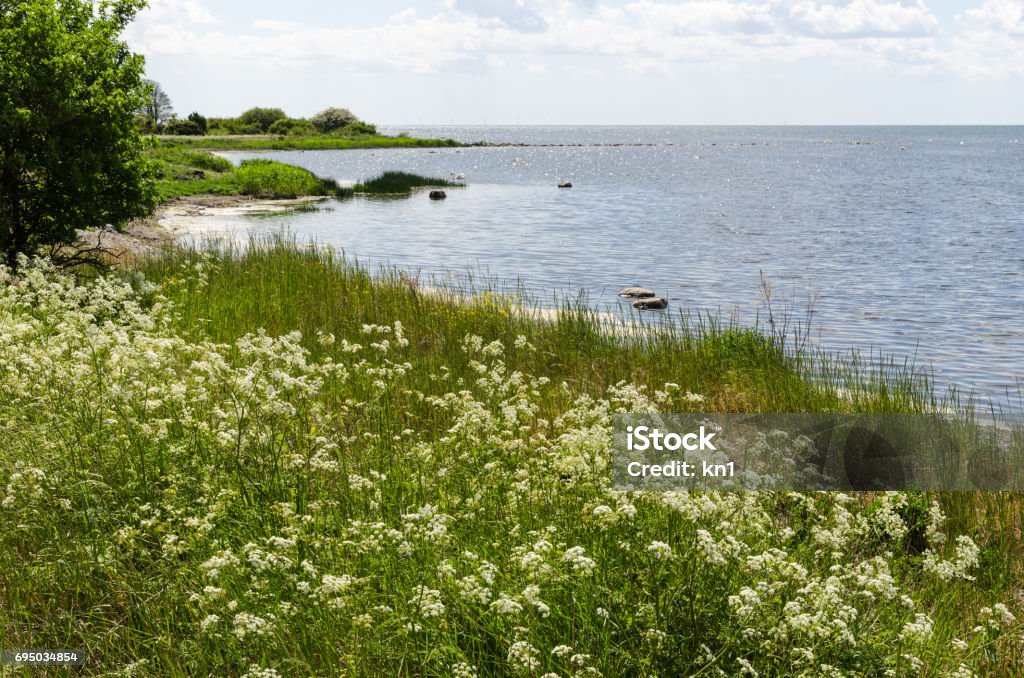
[
  {"xmin": 9, "ymin": 190, "xmax": 25, "ymax": 270},
  {"xmin": 1, "ymin": 162, "xmax": 25, "ymax": 270}
]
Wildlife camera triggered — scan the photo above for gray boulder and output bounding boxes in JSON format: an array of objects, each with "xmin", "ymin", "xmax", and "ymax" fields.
[
  {"xmin": 617, "ymin": 287, "xmax": 656, "ymax": 298},
  {"xmin": 429, "ymin": 190, "xmax": 447, "ymax": 200}
]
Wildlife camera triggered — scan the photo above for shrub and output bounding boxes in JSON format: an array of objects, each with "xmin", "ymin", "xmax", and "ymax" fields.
[
  {"xmin": 164, "ymin": 119, "xmax": 204, "ymax": 136},
  {"xmin": 268, "ymin": 118, "xmax": 315, "ymax": 136},
  {"xmin": 133, "ymin": 113, "xmax": 156, "ymax": 134},
  {"xmin": 187, "ymin": 112, "xmax": 208, "ymax": 134},
  {"xmin": 310, "ymin": 107, "xmax": 359, "ymax": 133},
  {"xmin": 238, "ymin": 107, "xmax": 287, "ymax": 133},
  {"xmin": 206, "ymin": 117, "xmax": 239, "ymax": 135},
  {"xmin": 331, "ymin": 121, "xmax": 377, "ymax": 137}
]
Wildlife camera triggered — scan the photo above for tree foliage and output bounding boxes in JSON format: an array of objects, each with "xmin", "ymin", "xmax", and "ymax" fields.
[
  {"xmin": 268, "ymin": 117, "xmax": 314, "ymax": 136},
  {"xmin": 138, "ymin": 78, "xmax": 174, "ymax": 128},
  {"xmin": 1, "ymin": 0, "xmax": 154, "ymax": 268},
  {"xmin": 164, "ymin": 119, "xmax": 203, "ymax": 136},
  {"xmin": 237, "ymin": 107, "xmax": 286, "ymax": 133},
  {"xmin": 187, "ymin": 111, "xmax": 207, "ymax": 134},
  {"xmin": 310, "ymin": 107, "xmax": 360, "ymax": 133}
]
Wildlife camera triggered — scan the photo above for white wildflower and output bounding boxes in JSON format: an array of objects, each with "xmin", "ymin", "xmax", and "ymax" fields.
[
  {"xmin": 646, "ymin": 541, "xmax": 673, "ymax": 560},
  {"xmin": 232, "ymin": 612, "xmax": 272, "ymax": 640},
  {"xmin": 408, "ymin": 586, "xmax": 445, "ymax": 618}
]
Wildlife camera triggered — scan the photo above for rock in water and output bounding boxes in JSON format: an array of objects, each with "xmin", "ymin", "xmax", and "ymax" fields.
[
  {"xmin": 429, "ymin": 190, "xmax": 447, "ymax": 200},
  {"xmin": 558, "ymin": 181, "xmax": 572, "ymax": 188},
  {"xmin": 617, "ymin": 287, "xmax": 656, "ymax": 298},
  {"xmin": 633, "ymin": 297, "xmax": 668, "ymax": 310}
]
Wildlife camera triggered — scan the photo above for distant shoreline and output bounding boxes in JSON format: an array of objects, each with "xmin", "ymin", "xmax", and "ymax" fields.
[{"xmin": 153, "ymin": 134, "xmax": 464, "ymax": 151}]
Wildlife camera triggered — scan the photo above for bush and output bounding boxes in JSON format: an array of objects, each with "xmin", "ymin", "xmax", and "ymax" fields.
[
  {"xmin": 206, "ymin": 117, "xmax": 238, "ymax": 135},
  {"xmin": 232, "ymin": 159, "xmax": 330, "ymax": 198},
  {"xmin": 163, "ymin": 119, "xmax": 204, "ymax": 136},
  {"xmin": 331, "ymin": 121, "xmax": 377, "ymax": 137},
  {"xmin": 187, "ymin": 112, "xmax": 208, "ymax": 134},
  {"xmin": 310, "ymin": 107, "xmax": 359, "ymax": 133},
  {"xmin": 268, "ymin": 118, "xmax": 315, "ymax": 136},
  {"xmin": 133, "ymin": 113, "xmax": 156, "ymax": 134},
  {"xmin": 238, "ymin": 107, "xmax": 287, "ymax": 133}
]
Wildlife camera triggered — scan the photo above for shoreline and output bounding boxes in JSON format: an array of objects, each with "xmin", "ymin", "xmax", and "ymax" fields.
[{"xmin": 78, "ymin": 194, "xmax": 329, "ymax": 259}]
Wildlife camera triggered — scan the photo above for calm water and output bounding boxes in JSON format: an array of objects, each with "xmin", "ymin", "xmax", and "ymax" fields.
[{"xmin": 212, "ymin": 126, "xmax": 1023, "ymax": 406}]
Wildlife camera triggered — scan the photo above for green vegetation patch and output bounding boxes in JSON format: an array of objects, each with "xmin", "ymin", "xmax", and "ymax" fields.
[
  {"xmin": 353, "ymin": 170, "xmax": 460, "ymax": 194},
  {"xmin": 148, "ymin": 146, "xmax": 238, "ymax": 200},
  {"xmin": 147, "ymin": 146, "xmax": 349, "ymax": 201},
  {"xmin": 232, "ymin": 159, "xmax": 335, "ymax": 199},
  {"xmin": 154, "ymin": 134, "xmax": 464, "ymax": 151}
]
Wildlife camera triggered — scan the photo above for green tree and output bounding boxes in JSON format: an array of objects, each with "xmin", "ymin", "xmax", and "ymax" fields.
[
  {"xmin": 164, "ymin": 119, "xmax": 203, "ymax": 135},
  {"xmin": 268, "ymin": 117, "xmax": 314, "ymax": 136},
  {"xmin": 187, "ymin": 111, "xmax": 207, "ymax": 134},
  {"xmin": 310, "ymin": 107, "xmax": 359, "ymax": 133},
  {"xmin": 1, "ymin": 0, "xmax": 154, "ymax": 269},
  {"xmin": 138, "ymin": 78, "xmax": 174, "ymax": 129},
  {"xmin": 237, "ymin": 107, "xmax": 286, "ymax": 133}
]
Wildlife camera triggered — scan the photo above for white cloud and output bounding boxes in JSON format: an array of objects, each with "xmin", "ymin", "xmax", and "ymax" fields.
[
  {"xmin": 787, "ymin": 0, "xmax": 938, "ymax": 38},
  {"xmin": 139, "ymin": 0, "xmax": 216, "ymax": 25},
  {"xmin": 958, "ymin": 0, "xmax": 1024, "ymax": 35},
  {"xmin": 251, "ymin": 20, "xmax": 302, "ymax": 32},
  {"xmin": 448, "ymin": 0, "xmax": 550, "ymax": 32},
  {"xmin": 949, "ymin": 1, "xmax": 1024, "ymax": 77},
  {"xmin": 123, "ymin": 0, "xmax": 1023, "ymax": 81}
]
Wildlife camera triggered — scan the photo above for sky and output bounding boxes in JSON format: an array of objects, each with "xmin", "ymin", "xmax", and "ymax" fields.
[{"xmin": 124, "ymin": 0, "xmax": 1024, "ymax": 125}]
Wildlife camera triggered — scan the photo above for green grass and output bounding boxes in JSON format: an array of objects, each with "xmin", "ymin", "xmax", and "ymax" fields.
[
  {"xmin": 154, "ymin": 134, "xmax": 465, "ymax": 151},
  {"xmin": 232, "ymin": 159, "xmax": 337, "ymax": 199},
  {"xmin": 147, "ymin": 147, "xmax": 343, "ymax": 201},
  {"xmin": 147, "ymin": 145, "xmax": 240, "ymax": 200},
  {"xmin": 353, "ymin": 171, "xmax": 460, "ymax": 194},
  {"xmin": 1, "ymin": 242, "xmax": 1022, "ymax": 676}
]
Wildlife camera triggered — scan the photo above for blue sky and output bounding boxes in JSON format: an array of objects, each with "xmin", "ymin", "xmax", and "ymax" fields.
[{"xmin": 125, "ymin": 0, "xmax": 1024, "ymax": 124}]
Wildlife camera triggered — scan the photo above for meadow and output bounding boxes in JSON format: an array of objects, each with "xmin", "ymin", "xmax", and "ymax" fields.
[{"xmin": 0, "ymin": 241, "xmax": 1021, "ymax": 676}]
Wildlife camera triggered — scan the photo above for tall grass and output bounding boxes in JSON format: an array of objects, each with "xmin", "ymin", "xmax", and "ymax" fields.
[
  {"xmin": 353, "ymin": 171, "xmax": 461, "ymax": 194},
  {"xmin": 135, "ymin": 238, "xmax": 947, "ymax": 417}
]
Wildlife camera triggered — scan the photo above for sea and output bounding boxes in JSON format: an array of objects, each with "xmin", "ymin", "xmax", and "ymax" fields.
[{"xmin": 206, "ymin": 126, "xmax": 1023, "ymax": 409}]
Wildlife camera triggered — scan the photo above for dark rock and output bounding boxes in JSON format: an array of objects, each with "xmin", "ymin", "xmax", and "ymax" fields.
[
  {"xmin": 617, "ymin": 287, "xmax": 656, "ymax": 298},
  {"xmin": 429, "ymin": 190, "xmax": 447, "ymax": 200},
  {"xmin": 633, "ymin": 297, "xmax": 668, "ymax": 310},
  {"xmin": 558, "ymin": 181, "xmax": 572, "ymax": 188}
]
